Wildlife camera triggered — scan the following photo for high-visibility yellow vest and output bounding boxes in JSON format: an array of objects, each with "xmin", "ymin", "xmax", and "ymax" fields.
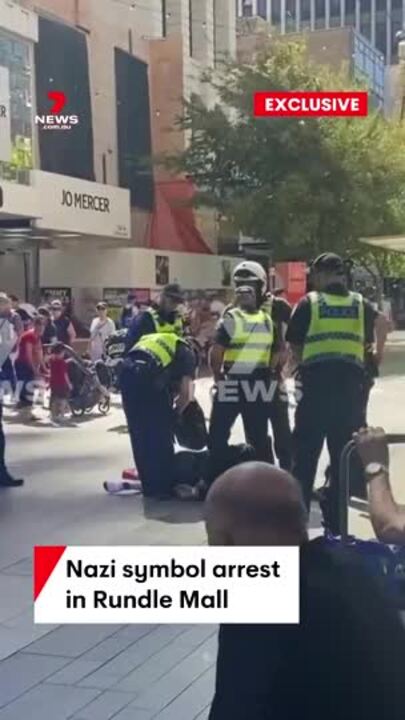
[
  {"xmin": 132, "ymin": 333, "xmax": 180, "ymax": 367},
  {"xmin": 146, "ymin": 308, "xmax": 184, "ymax": 336},
  {"xmin": 302, "ymin": 291, "xmax": 365, "ymax": 366},
  {"xmin": 223, "ymin": 307, "xmax": 273, "ymax": 375}
]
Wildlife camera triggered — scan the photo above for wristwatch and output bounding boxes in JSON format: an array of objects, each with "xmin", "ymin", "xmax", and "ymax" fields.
[{"xmin": 364, "ymin": 462, "xmax": 388, "ymax": 477}]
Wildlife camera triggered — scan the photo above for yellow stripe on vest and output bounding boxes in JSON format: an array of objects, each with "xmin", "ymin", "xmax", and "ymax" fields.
[
  {"xmin": 133, "ymin": 333, "xmax": 179, "ymax": 368},
  {"xmin": 223, "ymin": 308, "xmax": 274, "ymax": 374},
  {"xmin": 147, "ymin": 308, "xmax": 183, "ymax": 336}
]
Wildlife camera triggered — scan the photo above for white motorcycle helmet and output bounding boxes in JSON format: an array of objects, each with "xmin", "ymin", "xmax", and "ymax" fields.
[{"xmin": 232, "ymin": 261, "xmax": 268, "ymax": 295}]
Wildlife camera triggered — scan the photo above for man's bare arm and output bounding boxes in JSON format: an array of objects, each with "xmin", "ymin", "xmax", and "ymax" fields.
[
  {"xmin": 287, "ymin": 343, "xmax": 303, "ymax": 374},
  {"xmin": 354, "ymin": 427, "xmax": 405, "ymax": 544},
  {"xmin": 367, "ymin": 470, "xmax": 405, "ymax": 544},
  {"xmin": 175, "ymin": 376, "xmax": 194, "ymax": 414},
  {"xmin": 374, "ymin": 312, "xmax": 389, "ymax": 364},
  {"xmin": 210, "ymin": 344, "xmax": 225, "ymax": 383}
]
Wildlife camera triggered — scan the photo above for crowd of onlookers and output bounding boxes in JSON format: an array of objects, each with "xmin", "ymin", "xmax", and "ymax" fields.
[
  {"xmin": 0, "ymin": 293, "xmax": 76, "ymax": 422},
  {"xmin": 0, "ymin": 292, "xmax": 114, "ymax": 422},
  {"xmin": 0, "ymin": 290, "xmax": 226, "ymax": 424}
]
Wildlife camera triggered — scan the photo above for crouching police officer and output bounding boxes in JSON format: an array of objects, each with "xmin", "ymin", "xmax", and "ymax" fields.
[
  {"xmin": 287, "ymin": 253, "xmax": 381, "ymax": 533},
  {"xmin": 208, "ymin": 261, "xmax": 277, "ymax": 480},
  {"xmin": 120, "ymin": 332, "xmax": 196, "ymax": 499}
]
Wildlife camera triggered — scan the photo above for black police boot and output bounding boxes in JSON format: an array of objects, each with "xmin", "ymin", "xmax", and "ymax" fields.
[{"xmin": 0, "ymin": 471, "xmax": 24, "ymax": 488}]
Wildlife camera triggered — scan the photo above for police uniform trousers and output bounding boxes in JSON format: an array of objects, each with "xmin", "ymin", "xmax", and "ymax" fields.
[
  {"xmin": 208, "ymin": 376, "xmax": 271, "ymax": 483},
  {"xmin": 120, "ymin": 357, "xmax": 175, "ymax": 497},
  {"xmin": 268, "ymin": 378, "xmax": 293, "ymax": 471},
  {"xmin": 292, "ymin": 366, "xmax": 364, "ymax": 533}
]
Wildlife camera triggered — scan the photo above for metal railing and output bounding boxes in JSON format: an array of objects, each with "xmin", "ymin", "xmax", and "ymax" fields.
[{"xmin": 338, "ymin": 434, "xmax": 405, "ymax": 541}]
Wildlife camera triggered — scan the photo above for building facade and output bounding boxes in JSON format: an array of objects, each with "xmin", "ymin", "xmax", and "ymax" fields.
[
  {"xmin": 0, "ymin": 0, "xmax": 237, "ymax": 310},
  {"xmin": 237, "ymin": 0, "xmax": 404, "ymax": 64},
  {"xmin": 238, "ymin": 25, "xmax": 385, "ymax": 105}
]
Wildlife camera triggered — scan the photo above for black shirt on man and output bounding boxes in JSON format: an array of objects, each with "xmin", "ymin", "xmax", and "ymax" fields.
[{"xmin": 209, "ymin": 538, "xmax": 405, "ymax": 720}]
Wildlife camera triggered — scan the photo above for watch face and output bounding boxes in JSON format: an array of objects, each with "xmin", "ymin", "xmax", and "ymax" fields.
[{"xmin": 365, "ymin": 462, "xmax": 383, "ymax": 475}]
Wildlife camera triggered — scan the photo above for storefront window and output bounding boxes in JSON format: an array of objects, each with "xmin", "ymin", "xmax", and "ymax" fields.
[
  {"xmin": 353, "ymin": 32, "xmax": 385, "ymax": 106},
  {"xmin": 300, "ymin": 0, "xmax": 310, "ymax": 28},
  {"xmin": 0, "ymin": 31, "xmax": 33, "ymax": 185},
  {"xmin": 257, "ymin": 0, "xmax": 269, "ymax": 18},
  {"xmin": 360, "ymin": 0, "xmax": 371, "ymax": 41},
  {"xmin": 391, "ymin": 13, "xmax": 403, "ymax": 62},
  {"xmin": 272, "ymin": 0, "xmax": 281, "ymax": 24},
  {"xmin": 330, "ymin": 0, "xmax": 341, "ymax": 27},
  {"xmin": 315, "ymin": 0, "xmax": 325, "ymax": 28},
  {"xmin": 286, "ymin": 0, "xmax": 296, "ymax": 30},
  {"xmin": 375, "ymin": 20, "xmax": 387, "ymax": 58},
  {"xmin": 345, "ymin": 0, "xmax": 355, "ymax": 28},
  {"xmin": 242, "ymin": 0, "xmax": 253, "ymax": 16}
]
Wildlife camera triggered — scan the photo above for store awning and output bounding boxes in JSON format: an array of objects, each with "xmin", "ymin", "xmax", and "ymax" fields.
[
  {"xmin": 361, "ymin": 235, "xmax": 405, "ymax": 253},
  {"xmin": 0, "ymin": 173, "xmax": 131, "ymax": 244},
  {"xmin": 149, "ymin": 179, "xmax": 213, "ymax": 254}
]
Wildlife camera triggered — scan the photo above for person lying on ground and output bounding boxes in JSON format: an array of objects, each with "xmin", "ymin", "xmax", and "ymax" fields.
[
  {"xmin": 354, "ymin": 426, "xmax": 405, "ymax": 544},
  {"xmin": 206, "ymin": 462, "xmax": 405, "ymax": 720}
]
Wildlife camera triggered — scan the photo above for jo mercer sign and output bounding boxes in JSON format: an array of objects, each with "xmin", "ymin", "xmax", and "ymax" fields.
[
  {"xmin": 61, "ymin": 189, "xmax": 110, "ymax": 213},
  {"xmin": 253, "ymin": 91, "xmax": 368, "ymax": 117},
  {"xmin": 31, "ymin": 171, "xmax": 130, "ymax": 239}
]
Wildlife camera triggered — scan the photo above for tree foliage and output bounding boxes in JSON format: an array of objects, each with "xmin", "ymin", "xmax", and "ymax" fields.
[{"xmin": 166, "ymin": 41, "xmax": 405, "ymax": 267}]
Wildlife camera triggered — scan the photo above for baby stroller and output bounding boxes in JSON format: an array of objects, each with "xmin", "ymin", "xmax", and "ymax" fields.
[
  {"xmin": 103, "ymin": 329, "xmax": 128, "ymax": 392},
  {"xmin": 65, "ymin": 347, "xmax": 111, "ymax": 417}
]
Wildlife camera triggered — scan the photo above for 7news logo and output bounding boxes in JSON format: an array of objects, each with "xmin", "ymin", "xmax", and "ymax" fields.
[{"xmin": 35, "ymin": 91, "xmax": 79, "ymax": 130}]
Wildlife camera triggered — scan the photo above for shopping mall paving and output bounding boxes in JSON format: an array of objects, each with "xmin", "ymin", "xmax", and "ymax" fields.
[{"xmin": 0, "ymin": 334, "xmax": 404, "ymax": 719}]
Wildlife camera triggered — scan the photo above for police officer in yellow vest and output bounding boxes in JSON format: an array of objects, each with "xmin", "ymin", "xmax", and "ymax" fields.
[
  {"xmin": 287, "ymin": 253, "xmax": 382, "ymax": 533},
  {"xmin": 120, "ymin": 332, "xmax": 196, "ymax": 498},
  {"xmin": 124, "ymin": 284, "xmax": 184, "ymax": 353},
  {"xmin": 209, "ymin": 261, "xmax": 277, "ymax": 480}
]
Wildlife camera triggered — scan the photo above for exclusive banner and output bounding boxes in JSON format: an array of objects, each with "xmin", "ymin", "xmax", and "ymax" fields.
[
  {"xmin": 34, "ymin": 546, "xmax": 300, "ymax": 624},
  {"xmin": 253, "ymin": 91, "xmax": 368, "ymax": 117}
]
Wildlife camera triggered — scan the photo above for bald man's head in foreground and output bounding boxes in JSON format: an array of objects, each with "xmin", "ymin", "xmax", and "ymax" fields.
[{"xmin": 205, "ymin": 462, "xmax": 308, "ymax": 546}]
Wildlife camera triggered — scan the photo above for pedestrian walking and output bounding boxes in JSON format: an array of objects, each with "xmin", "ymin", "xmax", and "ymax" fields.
[
  {"xmin": 0, "ymin": 292, "xmax": 21, "ymax": 397},
  {"xmin": 0, "ymin": 293, "xmax": 23, "ymax": 486},
  {"xmin": 51, "ymin": 299, "xmax": 76, "ymax": 347},
  {"xmin": 15, "ymin": 316, "xmax": 45, "ymax": 422},
  {"xmin": 89, "ymin": 302, "xmax": 116, "ymax": 362},
  {"xmin": 49, "ymin": 342, "xmax": 72, "ymax": 423},
  {"xmin": 38, "ymin": 307, "xmax": 57, "ymax": 347},
  {"xmin": 9, "ymin": 295, "xmax": 31, "ymax": 330},
  {"xmin": 120, "ymin": 293, "xmax": 139, "ymax": 330}
]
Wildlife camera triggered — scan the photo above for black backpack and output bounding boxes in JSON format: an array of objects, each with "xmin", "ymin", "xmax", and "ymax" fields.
[{"xmin": 174, "ymin": 400, "xmax": 208, "ymax": 451}]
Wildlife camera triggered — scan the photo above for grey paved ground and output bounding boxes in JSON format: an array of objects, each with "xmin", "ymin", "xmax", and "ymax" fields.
[{"xmin": 0, "ymin": 333, "xmax": 404, "ymax": 718}]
